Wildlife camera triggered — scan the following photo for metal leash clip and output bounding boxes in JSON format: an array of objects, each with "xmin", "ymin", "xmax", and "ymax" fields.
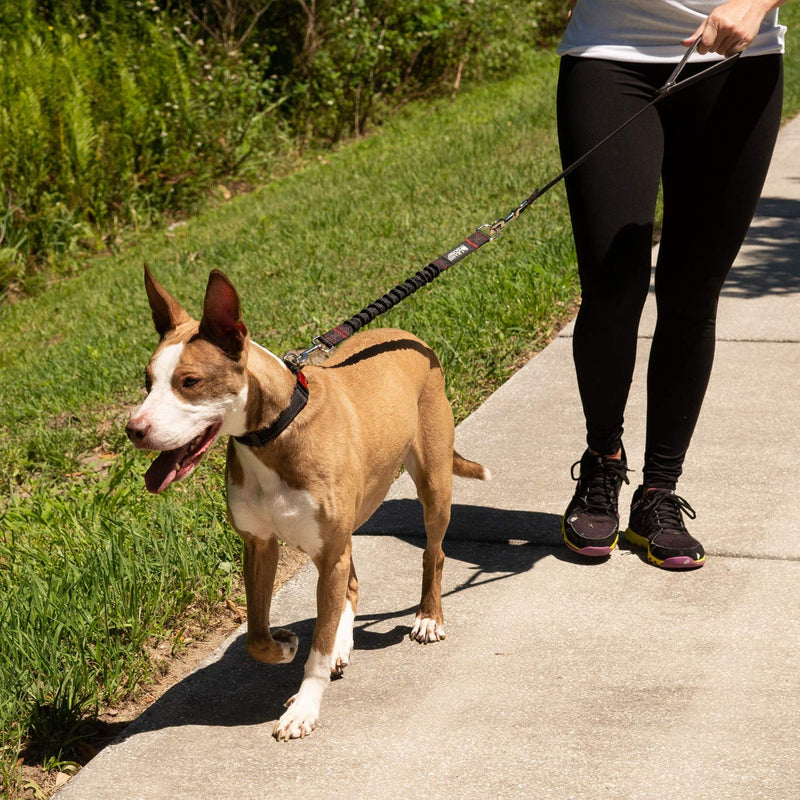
[
  {"xmin": 284, "ymin": 335, "xmax": 336, "ymax": 367},
  {"xmin": 477, "ymin": 222, "xmax": 503, "ymax": 241}
]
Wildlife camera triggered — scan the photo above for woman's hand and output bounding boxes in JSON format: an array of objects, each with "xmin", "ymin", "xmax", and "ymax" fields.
[{"xmin": 682, "ymin": 0, "xmax": 786, "ymax": 56}]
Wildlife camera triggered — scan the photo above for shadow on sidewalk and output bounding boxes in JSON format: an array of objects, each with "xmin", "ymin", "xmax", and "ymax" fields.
[
  {"xmin": 722, "ymin": 195, "xmax": 800, "ymax": 297},
  {"xmin": 355, "ymin": 504, "xmax": 565, "ymax": 651},
  {"xmin": 108, "ymin": 504, "xmax": 564, "ymax": 743},
  {"xmin": 357, "ymin": 499, "xmax": 562, "ymax": 546}
]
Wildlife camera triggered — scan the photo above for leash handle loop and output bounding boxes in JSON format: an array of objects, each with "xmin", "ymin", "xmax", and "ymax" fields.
[
  {"xmin": 487, "ymin": 43, "xmax": 741, "ymax": 240},
  {"xmin": 658, "ymin": 37, "xmax": 701, "ymax": 95}
]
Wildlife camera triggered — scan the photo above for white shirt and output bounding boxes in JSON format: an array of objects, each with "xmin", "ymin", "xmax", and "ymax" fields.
[{"xmin": 557, "ymin": 0, "xmax": 785, "ymax": 62}]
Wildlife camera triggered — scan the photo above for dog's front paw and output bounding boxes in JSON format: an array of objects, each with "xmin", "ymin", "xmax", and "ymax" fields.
[
  {"xmin": 410, "ymin": 616, "xmax": 446, "ymax": 644},
  {"xmin": 273, "ymin": 697, "xmax": 318, "ymax": 741}
]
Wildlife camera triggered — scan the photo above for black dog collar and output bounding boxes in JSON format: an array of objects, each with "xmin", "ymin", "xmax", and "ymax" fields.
[{"xmin": 234, "ymin": 364, "xmax": 309, "ymax": 447}]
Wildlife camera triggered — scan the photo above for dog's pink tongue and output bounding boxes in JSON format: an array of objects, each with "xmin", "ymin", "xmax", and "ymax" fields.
[{"xmin": 144, "ymin": 450, "xmax": 181, "ymax": 494}]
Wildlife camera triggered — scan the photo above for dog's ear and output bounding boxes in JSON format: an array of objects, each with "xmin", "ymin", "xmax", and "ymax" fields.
[
  {"xmin": 144, "ymin": 264, "xmax": 191, "ymax": 338},
  {"xmin": 199, "ymin": 269, "xmax": 248, "ymax": 358}
]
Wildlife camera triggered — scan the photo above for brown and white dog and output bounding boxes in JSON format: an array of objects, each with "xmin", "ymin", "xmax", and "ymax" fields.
[{"xmin": 126, "ymin": 266, "xmax": 488, "ymax": 740}]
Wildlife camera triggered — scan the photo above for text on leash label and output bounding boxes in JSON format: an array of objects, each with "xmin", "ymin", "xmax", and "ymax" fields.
[{"xmin": 446, "ymin": 244, "xmax": 470, "ymax": 263}]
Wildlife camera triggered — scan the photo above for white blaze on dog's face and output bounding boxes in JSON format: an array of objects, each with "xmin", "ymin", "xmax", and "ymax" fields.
[
  {"xmin": 140, "ymin": 337, "xmax": 249, "ymax": 450},
  {"xmin": 127, "ymin": 266, "xmax": 250, "ymax": 494}
]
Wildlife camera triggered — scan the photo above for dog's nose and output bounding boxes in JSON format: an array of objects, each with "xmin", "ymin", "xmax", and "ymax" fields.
[{"xmin": 126, "ymin": 417, "xmax": 150, "ymax": 445}]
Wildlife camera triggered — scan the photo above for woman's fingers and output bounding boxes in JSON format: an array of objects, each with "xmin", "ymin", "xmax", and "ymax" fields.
[{"xmin": 681, "ymin": 1, "xmax": 767, "ymax": 57}]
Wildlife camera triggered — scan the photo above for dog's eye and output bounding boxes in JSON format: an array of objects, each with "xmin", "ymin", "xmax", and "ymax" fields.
[
  {"xmin": 145, "ymin": 375, "xmax": 152, "ymax": 394},
  {"xmin": 182, "ymin": 377, "xmax": 201, "ymax": 388}
]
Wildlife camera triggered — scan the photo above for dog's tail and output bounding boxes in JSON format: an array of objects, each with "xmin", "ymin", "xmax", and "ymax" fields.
[{"xmin": 453, "ymin": 451, "xmax": 491, "ymax": 481}]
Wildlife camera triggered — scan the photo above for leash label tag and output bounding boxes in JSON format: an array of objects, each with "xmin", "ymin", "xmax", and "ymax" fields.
[{"xmin": 445, "ymin": 243, "xmax": 471, "ymax": 263}]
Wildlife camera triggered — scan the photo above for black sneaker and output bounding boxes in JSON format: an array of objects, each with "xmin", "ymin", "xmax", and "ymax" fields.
[
  {"xmin": 624, "ymin": 487, "xmax": 706, "ymax": 569},
  {"xmin": 562, "ymin": 447, "xmax": 630, "ymax": 557}
]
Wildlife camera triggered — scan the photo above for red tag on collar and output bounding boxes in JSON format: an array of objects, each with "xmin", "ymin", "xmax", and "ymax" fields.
[{"xmin": 297, "ymin": 370, "xmax": 308, "ymax": 389}]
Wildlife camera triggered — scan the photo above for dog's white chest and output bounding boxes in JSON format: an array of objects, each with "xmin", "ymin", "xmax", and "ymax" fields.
[{"xmin": 227, "ymin": 444, "xmax": 323, "ymax": 558}]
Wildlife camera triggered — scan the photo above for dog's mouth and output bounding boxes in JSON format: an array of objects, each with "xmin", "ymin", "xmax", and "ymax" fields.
[{"xmin": 144, "ymin": 422, "xmax": 223, "ymax": 494}]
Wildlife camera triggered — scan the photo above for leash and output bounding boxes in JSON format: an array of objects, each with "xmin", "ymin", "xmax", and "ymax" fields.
[{"xmin": 286, "ymin": 41, "xmax": 740, "ymax": 366}]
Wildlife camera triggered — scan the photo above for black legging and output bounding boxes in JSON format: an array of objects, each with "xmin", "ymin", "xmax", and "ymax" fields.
[{"xmin": 557, "ymin": 53, "xmax": 783, "ymax": 489}]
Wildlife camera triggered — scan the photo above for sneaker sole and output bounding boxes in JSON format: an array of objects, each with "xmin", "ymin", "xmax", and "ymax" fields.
[
  {"xmin": 624, "ymin": 528, "xmax": 706, "ymax": 570},
  {"xmin": 561, "ymin": 516, "xmax": 617, "ymax": 557}
]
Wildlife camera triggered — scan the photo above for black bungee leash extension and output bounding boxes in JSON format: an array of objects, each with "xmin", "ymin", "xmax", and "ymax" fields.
[{"xmin": 287, "ymin": 41, "xmax": 739, "ymax": 366}]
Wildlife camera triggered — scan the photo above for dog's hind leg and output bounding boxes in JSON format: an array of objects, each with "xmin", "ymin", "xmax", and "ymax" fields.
[
  {"xmin": 242, "ymin": 534, "xmax": 299, "ymax": 664},
  {"xmin": 406, "ymin": 451, "xmax": 451, "ymax": 643},
  {"xmin": 405, "ymin": 383, "xmax": 454, "ymax": 644},
  {"xmin": 273, "ymin": 538, "xmax": 353, "ymax": 740}
]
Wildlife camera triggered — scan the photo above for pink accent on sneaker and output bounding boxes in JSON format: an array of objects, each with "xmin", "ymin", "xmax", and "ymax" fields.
[
  {"xmin": 659, "ymin": 555, "xmax": 704, "ymax": 570},
  {"xmin": 565, "ymin": 541, "xmax": 613, "ymax": 558}
]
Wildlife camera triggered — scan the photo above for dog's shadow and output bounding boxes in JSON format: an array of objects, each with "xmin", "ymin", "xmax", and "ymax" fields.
[
  {"xmin": 355, "ymin": 500, "xmax": 568, "ymax": 651},
  {"xmin": 112, "ymin": 502, "xmax": 567, "ymax": 741}
]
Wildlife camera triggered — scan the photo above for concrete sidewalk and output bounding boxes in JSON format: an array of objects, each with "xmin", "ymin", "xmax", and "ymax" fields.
[{"xmin": 57, "ymin": 116, "xmax": 800, "ymax": 800}]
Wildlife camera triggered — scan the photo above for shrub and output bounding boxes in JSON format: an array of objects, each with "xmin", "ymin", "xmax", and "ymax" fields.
[
  {"xmin": 0, "ymin": 0, "xmax": 569, "ymax": 295},
  {"xmin": 0, "ymin": 2, "xmax": 282, "ymax": 293},
  {"xmin": 259, "ymin": 1, "xmax": 568, "ymax": 141}
]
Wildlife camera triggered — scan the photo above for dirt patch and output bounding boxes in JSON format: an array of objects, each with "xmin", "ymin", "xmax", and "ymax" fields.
[{"xmin": 16, "ymin": 545, "xmax": 310, "ymax": 800}]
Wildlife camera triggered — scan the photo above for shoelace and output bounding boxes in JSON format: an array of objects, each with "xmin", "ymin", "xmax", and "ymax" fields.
[
  {"xmin": 571, "ymin": 456, "xmax": 630, "ymax": 514},
  {"xmin": 638, "ymin": 490, "xmax": 697, "ymax": 533}
]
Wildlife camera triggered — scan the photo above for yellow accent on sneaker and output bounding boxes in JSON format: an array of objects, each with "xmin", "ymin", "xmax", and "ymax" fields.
[{"xmin": 624, "ymin": 527, "xmax": 706, "ymax": 568}]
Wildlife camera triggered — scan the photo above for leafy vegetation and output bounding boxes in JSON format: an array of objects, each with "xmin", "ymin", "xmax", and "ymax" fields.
[
  {"xmin": 0, "ymin": 0, "xmax": 568, "ymax": 295},
  {"xmin": 0, "ymin": 457, "xmax": 238, "ymax": 776}
]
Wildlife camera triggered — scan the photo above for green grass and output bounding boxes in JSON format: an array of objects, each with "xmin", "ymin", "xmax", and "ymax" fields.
[
  {"xmin": 783, "ymin": 5, "xmax": 800, "ymax": 118},
  {"xmin": 0, "ymin": 0, "xmax": 564, "ymax": 294},
  {"xmin": 2, "ymin": 17, "xmax": 800, "ymax": 791},
  {"xmin": 0, "ymin": 48, "xmax": 572, "ymax": 469},
  {"xmin": 0, "ymin": 457, "xmax": 238, "ymax": 764}
]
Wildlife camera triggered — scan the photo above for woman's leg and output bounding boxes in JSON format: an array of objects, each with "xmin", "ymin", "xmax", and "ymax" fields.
[
  {"xmin": 557, "ymin": 57, "xmax": 666, "ymax": 556},
  {"xmin": 624, "ymin": 54, "xmax": 783, "ymax": 570},
  {"xmin": 644, "ymin": 54, "xmax": 784, "ymax": 489},
  {"xmin": 557, "ymin": 56, "xmax": 664, "ymax": 456}
]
